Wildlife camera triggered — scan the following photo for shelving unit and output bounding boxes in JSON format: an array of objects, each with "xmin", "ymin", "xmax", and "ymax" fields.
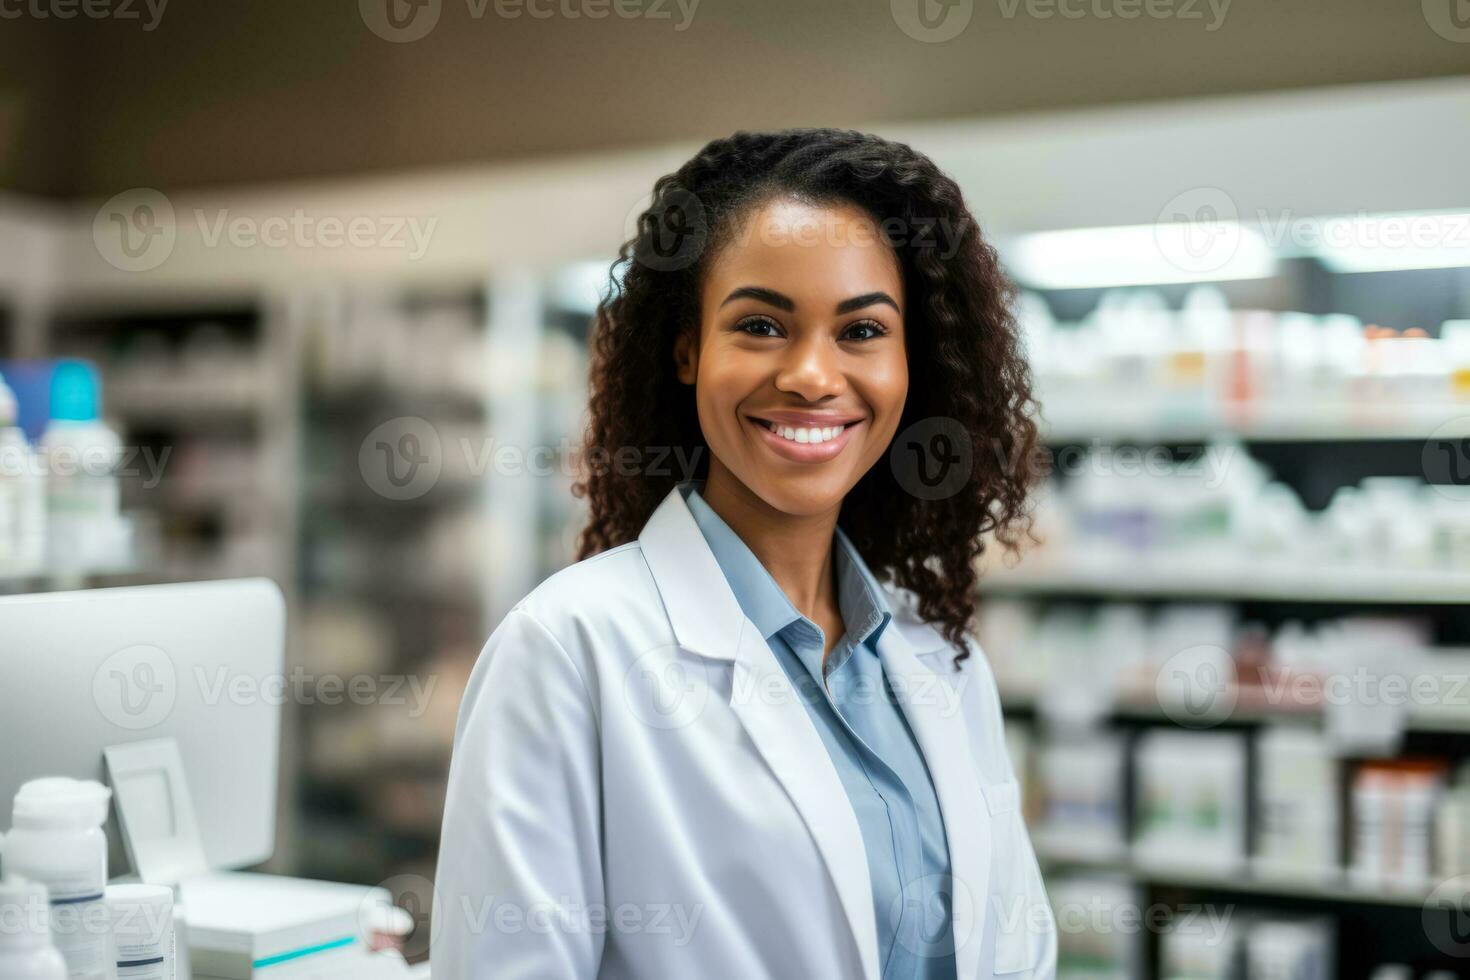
[
  {"xmin": 5, "ymin": 257, "xmax": 593, "ymax": 905},
  {"xmin": 1002, "ymin": 688, "xmax": 1470, "ymax": 736},
  {"xmin": 983, "ymin": 558, "xmax": 1470, "ymax": 605},
  {"xmin": 291, "ymin": 281, "xmax": 494, "ymax": 889},
  {"xmin": 993, "ymin": 258, "xmax": 1470, "ymax": 979},
  {"xmin": 1038, "ymin": 404, "xmax": 1470, "ymax": 444},
  {"xmin": 289, "ymin": 272, "xmax": 589, "ymax": 896},
  {"xmin": 42, "ymin": 298, "xmax": 301, "ymax": 588},
  {"xmin": 1037, "ymin": 850, "xmax": 1454, "ymax": 910}
]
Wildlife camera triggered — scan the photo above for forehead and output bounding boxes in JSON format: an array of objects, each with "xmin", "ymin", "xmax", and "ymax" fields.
[{"xmin": 702, "ymin": 198, "xmax": 904, "ymax": 306}]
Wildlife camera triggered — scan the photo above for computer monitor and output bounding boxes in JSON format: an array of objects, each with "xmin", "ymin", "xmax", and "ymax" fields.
[{"xmin": 0, "ymin": 578, "xmax": 285, "ymax": 876}]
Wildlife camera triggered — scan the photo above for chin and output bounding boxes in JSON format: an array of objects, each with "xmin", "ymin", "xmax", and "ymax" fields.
[{"xmin": 748, "ymin": 469, "xmax": 858, "ymax": 517}]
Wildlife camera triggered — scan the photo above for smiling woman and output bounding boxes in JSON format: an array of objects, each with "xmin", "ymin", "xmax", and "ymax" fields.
[{"xmin": 434, "ymin": 129, "xmax": 1055, "ymax": 980}]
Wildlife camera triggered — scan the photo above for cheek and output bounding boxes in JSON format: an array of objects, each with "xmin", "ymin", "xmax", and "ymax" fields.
[
  {"xmin": 696, "ymin": 346, "xmax": 763, "ymax": 429},
  {"xmin": 862, "ymin": 354, "xmax": 909, "ymax": 425}
]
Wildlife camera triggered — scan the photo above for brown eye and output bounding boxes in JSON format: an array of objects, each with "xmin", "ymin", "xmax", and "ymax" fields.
[
  {"xmin": 841, "ymin": 319, "xmax": 887, "ymax": 341},
  {"xmin": 736, "ymin": 316, "xmax": 783, "ymax": 338}
]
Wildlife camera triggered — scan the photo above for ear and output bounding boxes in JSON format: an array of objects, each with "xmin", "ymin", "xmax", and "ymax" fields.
[{"xmin": 673, "ymin": 327, "xmax": 698, "ymax": 385}]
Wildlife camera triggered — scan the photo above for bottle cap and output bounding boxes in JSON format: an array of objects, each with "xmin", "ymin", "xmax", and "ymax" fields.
[
  {"xmin": 11, "ymin": 778, "xmax": 112, "ymax": 830},
  {"xmin": 48, "ymin": 361, "xmax": 101, "ymax": 424}
]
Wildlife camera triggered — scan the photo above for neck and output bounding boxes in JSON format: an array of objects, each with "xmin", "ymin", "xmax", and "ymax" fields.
[{"xmin": 699, "ymin": 463, "xmax": 840, "ymax": 621}]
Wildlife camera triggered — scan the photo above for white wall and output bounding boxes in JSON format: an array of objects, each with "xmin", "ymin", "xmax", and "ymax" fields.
[{"xmin": 5, "ymin": 76, "xmax": 1468, "ymax": 304}]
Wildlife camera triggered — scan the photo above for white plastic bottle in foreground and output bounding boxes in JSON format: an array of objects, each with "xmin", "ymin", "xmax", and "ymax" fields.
[
  {"xmin": 106, "ymin": 885, "xmax": 174, "ymax": 980},
  {"xmin": 1, "ymin": 779, "xmax": 114, "ymax": 980},
  {"xmin": 0, "ymin": 876, "xmax": 70, "ymax": 980}
]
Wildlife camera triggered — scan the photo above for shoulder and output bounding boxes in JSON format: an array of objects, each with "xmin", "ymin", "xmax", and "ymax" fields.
[
  {"xmin": 502, "ymin": 540, "xmax": 674, "ymax": 660},
  {"xmin": 517, "ymin": 540, "xmax": 649, "ymax": 609},
  {"xmin": 463, "ymin": 541, "xmax": 674, "ymax": 714}
]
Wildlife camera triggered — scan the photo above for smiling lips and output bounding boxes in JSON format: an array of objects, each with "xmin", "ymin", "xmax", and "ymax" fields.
[{"xmin": 748, "ymin": 413, "xmax": 864, "ymax": 463}]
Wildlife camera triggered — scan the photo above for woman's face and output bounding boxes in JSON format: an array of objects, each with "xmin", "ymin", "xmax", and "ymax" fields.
[{"xmin": 678, "ymin": 197, "xmax": 909, "ymax": 518}]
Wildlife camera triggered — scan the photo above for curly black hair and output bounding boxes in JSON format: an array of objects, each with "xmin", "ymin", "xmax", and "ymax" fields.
[{"xmin": 573, "ymin": 128, "xmax": 1042, "ymax": 663}]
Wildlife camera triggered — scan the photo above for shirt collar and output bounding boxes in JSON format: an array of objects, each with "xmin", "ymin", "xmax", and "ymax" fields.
[
  {"xmin": 832, "ymin": 522, "xmax": 893, "ymax": 653},
  {"xmin": 680, "ymin": 482, "xmax": 892, "ymax": 657}
]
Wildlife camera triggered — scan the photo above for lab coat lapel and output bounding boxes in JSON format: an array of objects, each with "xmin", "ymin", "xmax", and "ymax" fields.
[
  {"xmin": 878, "ymin": 625, "xmax": 991, "ymax": 980},
  {"xmin": 728, "ymin": 621, "xmax": 882, "ymax": 980},
  {"xmin": 637, "ymin": 486, "xmax": 748, "ymax": 662},
  {"xmin": 638, "ymin": 487, "xmax": 882, "ymax": 980}
]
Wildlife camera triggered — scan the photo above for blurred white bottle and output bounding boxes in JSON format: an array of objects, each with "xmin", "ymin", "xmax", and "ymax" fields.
[
  {"xmin": 0, "ymin": 370, "xmax": 26, "ymax": 567},
  {"xmin": 0, "ymin": 373, "xmax": 47, "ymax": 569},
  {"xmin": 39, "ymin": 362, "xmax": 126, "ymax": 572},
  {"xmin": 0, "ymin": 876, "xmax": 70, "ymax": 980}
]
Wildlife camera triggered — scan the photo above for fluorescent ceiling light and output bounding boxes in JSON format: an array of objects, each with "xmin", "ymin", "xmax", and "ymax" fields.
[
  {"xmin": 1311, "ymin": 211, "xmax": 1470, "ymax": 273},
  {"xmin": 1004, "ymin": 222, "xmax": 1276, "ymax": 290}
]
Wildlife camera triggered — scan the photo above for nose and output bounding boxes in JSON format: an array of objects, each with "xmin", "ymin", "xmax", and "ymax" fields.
[{"xmin": 773, "ymin": 332, "xmax": 847, "ymax": 403}]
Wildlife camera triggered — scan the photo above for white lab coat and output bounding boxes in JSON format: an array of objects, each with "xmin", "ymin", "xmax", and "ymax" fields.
[{"xmin": 433, "ymin": 486, "xmax": 1057, "ymax": 980}]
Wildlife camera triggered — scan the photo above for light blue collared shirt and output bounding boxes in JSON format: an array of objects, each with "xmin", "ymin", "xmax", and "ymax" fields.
[{"xmin": 683, "ymin": 484, "xmax": 957, "ymax": 980}]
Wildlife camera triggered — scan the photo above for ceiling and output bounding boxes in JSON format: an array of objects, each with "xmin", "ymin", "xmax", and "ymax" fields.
[{"xmin": 4, "ymin": 0, "xmax": 1468, "ymax": 198}]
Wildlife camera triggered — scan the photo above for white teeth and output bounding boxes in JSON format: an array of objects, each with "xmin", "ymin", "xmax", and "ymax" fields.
[{"xmin": 762, "ymin": 422, "xmax": 847, "ymax": 445}]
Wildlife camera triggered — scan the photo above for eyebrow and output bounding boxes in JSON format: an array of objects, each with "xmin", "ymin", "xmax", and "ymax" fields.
[{"xmin": 719, "ymin": 285, "xmax": 900, "ymax": 316}]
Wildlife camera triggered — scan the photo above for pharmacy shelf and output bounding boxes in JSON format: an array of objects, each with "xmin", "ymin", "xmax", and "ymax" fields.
[
  {"xmin": 999, "ymin": 689, "xmax": 1470, "ymax": 734},
  {"xmin": 1037, "ymin": 399, "xmax": 1470, "ymax": 444},
  {"xmin": 979, "ymin": 556, "xmax": 1470, "ymax": 604},
  {"xmin": 1035, "ymin": 849, "xmax": 1447, "ymax": 909},
  {"xmin": 107, "ymin": 380, "xmax": 265, "ymax": 421},
  {"xmin": 293, "ymin": 280, "xmax": 497, "ymax": 890}
]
